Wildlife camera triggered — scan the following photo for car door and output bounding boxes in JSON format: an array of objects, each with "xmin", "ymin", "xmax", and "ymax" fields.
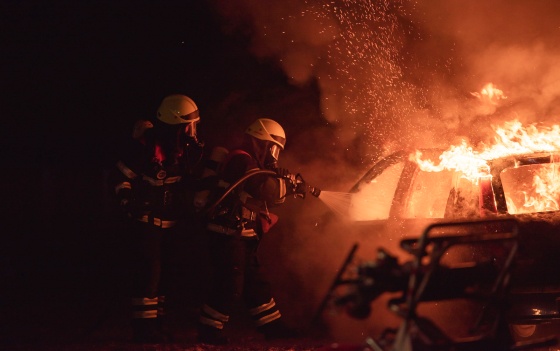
[{"xmin": 345, "ymin": 149, "xmax": 454, "ymax": 255}]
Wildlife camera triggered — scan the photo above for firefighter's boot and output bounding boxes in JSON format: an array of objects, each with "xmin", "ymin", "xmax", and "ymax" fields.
[
  {"xmin": 131, "ymin": 296, "xmax": 168, "ymax": 343},
  {"xmin": 197, "ymin": 304, "xmax": 230, "ymax": 344}
]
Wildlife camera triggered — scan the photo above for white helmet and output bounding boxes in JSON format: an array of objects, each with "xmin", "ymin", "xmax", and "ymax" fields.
[
  {"xmin": 245, "ymin": 118, "xmax": 286, "ymax": 148},
  {"xmin": 245, "ymin": 118, "xmax": 286, "ymax": 167},
  {"xmin": 156, "ymin": 94, "xmax": 200, "ymax": 125}
]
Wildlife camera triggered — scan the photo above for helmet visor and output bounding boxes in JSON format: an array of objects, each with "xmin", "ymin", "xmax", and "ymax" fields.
[
  {"xmin": 270, "ymin": 144, "xmax": 281, "ymax": 161},
  {"xmin": 184, "ymin": 121, "xmax": 198, "ymax": 138}
]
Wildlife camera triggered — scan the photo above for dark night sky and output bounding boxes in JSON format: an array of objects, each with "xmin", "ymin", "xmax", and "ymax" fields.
[
  {"xmin": 2, "ymin": 0, "xmax": 314, "ymax": 170},
  {"xmin": 1, "ymin": 0, "xmax": 326, "ymax": 229},
  {"xmin": 1, "ymin": 2, "xmax": 330, "ymax": 265},
  {"xmin": 0, "ymin": 0, "xmax": 316, "ymax": 305},
  {"xmin": 1, "ymin": 3, "xmax": 335, "ymax": 345},
  {"xmin": 1, "ymin": 0, "xmax": 325, "ymax": 319}
]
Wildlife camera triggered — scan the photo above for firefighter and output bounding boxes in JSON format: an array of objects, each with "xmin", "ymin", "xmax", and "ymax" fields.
[
  {"xmin": 196, "ymin": 118, "xmax": 306, "ymax": 345},
  {"xmin": 111, "ymin": 94, "xmax": 204, "ymax": 343}
]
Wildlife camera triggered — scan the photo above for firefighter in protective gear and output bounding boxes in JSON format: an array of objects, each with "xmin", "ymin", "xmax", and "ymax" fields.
[
  {"xmin": 196, "ymin": 118, "xmax": 302, "ymax": 345},
  {"xmin": 110, "ymin": 94, "xmax": 204, "ymax": 343}
]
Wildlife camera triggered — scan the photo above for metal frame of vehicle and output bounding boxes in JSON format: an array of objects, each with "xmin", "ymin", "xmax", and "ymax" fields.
[{"xmin": 329, "ymin": 149, "xmax": 560, "ymax": 343}]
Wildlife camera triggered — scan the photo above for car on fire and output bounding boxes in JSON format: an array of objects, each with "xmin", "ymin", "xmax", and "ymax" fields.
[{"xmin": 317, "ymin": 147, "xmax": 560, "ymax": 347}]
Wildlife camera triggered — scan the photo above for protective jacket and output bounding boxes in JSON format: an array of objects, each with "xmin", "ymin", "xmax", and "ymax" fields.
[
  {"xmin": 206, "ymin": 149, "xmax": 288, "ymax": 238},
  {"xmin": 110, "ymin": 118, "xmax": 203, "ymax": 343},
  {"xmin": 113, "ymin": 120, "xmax": 202, "ymax": 227},
  {"xmin": 198, "ymin": 147, "xmax": 291, "ymax": 334}
]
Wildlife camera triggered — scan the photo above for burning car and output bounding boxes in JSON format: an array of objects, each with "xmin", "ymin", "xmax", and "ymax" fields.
[{"xmin": 315, "ymin": 121, "xmax": 560, "ymax": 348}]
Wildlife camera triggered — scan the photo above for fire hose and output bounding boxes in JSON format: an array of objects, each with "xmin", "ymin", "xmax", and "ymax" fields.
[{"xmin": 202, "ymin": 169, "xmax": 321, "ymax": 217}]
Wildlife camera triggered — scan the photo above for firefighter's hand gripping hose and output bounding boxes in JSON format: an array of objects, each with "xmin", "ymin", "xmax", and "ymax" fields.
[
  {"xmin": 202, "ymin": 169, "xmax": 321, "ymax": 217},
  {"xmin": 283, "ymin": 171, "xmax": 321, "ymax": 199}
]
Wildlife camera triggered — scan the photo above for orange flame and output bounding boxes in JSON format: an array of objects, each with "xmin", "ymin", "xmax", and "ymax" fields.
[
  {"xmin": 412, "ymin": 120, "xmax": 560, "ymax": 181},
  {"xmin": 506, "ymin": 164, "xmax": 560, "ymax": 213},
  {"xmin": 470, "ymin": 82, "xmax": 507, "ymax": 104},
  {"xmin": 411, "ymin": 117, "xmax": 560, "ymax": 214}
]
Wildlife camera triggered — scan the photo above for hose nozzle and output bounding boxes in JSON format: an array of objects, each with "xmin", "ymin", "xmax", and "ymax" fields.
[{"xmin": 308, "ymin": 185, "xmax": 321, "ymax": 198}]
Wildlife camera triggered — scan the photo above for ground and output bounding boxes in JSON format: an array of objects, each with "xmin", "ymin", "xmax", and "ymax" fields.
[
  {"xmin": 0, "ymin": 212, "xmax": 342, "ymax": 351},
  {"xmin": 1, "ymin": 300, "xmax": 336, "ymax": 351}
]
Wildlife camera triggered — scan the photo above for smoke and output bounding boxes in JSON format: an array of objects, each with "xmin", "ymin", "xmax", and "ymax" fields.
[
  {"xmin": 408, "ymin": 0, "xmax": 560, "ymax": 146},
  {"xmin": 211, "ymin": 0, "xmax": 560, "ymax": 160},
  {"xmin": 208, "ymin": 0, "xmax": 560, "ymax": 343}
]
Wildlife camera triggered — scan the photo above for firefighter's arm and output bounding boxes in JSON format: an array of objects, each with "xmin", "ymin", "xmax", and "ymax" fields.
[
  {"xmin": 113, "ymin": 160, "xmax": 139, "ymax": 214},
  {"xmin": 259, "ymin": 174, "xmax": 307, "ymax": 205},
  {"xmin": 275, "ymin": 168, "xmax": 308, "ymax": 198}
]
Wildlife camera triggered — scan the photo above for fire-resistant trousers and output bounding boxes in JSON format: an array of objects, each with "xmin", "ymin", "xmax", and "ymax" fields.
[
  {"xmin": 202, "ymin": 231, "xmax": 275, "ymax": 317},
  {"xmin": 128, "ymin": 220, "xmax": 178, "ymax": 299}
]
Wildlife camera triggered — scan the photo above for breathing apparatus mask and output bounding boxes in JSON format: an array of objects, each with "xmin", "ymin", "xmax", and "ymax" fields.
[
  {"xmin": 244, "ymin": 117, "xmax": 321, "ymax": 198},
  {"xmin": 179, "ymin": 120, "xmax": 203, "ymax": 149},
  {"xmin": 265, "ymin": 143, "xmax": 282, "ymax": 170},
  {"xmin": 249, "ymin": 137, "xmax": 279, "ymax": 170}
]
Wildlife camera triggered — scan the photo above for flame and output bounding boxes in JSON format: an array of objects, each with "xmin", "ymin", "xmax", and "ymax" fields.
[
  {"xmin": 470, "ymin": 82, "xmax": 507, "ymax": 104},
  {"xmin": 411, "ymin": 117, "xmax": 560, "ymax": 214},
  {"xmin": 506, "ymin": 164, "xmax": 560, "ymax": 213},
  {"xmin": 412, "ymin": 120, "xmax": 560, "ymax": 180},
  {"xmin": 412, "ymin": 141, "xmax": 490, "ymax": 180}
]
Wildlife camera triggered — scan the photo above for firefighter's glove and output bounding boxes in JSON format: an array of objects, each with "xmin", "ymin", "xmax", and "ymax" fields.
[
  {"xmin": 277, "ymin": 168, "xmax": 297, "ymax": 186},
  {"xmin": 295, "ymin": 179, "xmax": 307, "ymax": 199}
]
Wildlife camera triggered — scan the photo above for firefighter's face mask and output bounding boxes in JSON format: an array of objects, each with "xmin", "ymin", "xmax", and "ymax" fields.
[
  {"xmin": 174, "ymin": 121, "xmax": 200, "ymax": 152},
  {"xmin": 265, "ymin": 144, "xmax": 281, "ymax": 169},
  {"xmin": 270, "ymin": 144, "xmax": 281, "ymax": 162},
  {"xmin": 183, "ymin": 121, "xmax": 198, "ymax": 139}
]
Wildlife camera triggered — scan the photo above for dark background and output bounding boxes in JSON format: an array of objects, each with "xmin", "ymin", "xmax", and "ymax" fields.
[
  {"xmin": 6, "ymin": 0, "xmax": 560, "ymax": 348},
  {"xmin": 1, "ymin": 0, "xmax": 326, "ymax": 347}
]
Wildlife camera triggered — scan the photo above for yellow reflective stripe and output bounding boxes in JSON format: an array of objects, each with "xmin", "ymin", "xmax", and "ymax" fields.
[
  {"xmin": 241, "ymin": 229, "xmax": 257, "ymax": 237},
  {"xmin": 142, "ymin": 175, "xmax": 182, "ymax": 186},
  {"xmin": 116, "ymin": 161, "xmax": 137, "ymax": 179},
  {"xmin": 254, "ymin": 310, "xmax": 282, "ymax": 326},
  {"xmin": 132, "ymin": 297, "xmax": 158, "ymax": 306},
  {"xmin": 133, "ymin": 310, "xmax": 157, "ymax": 319},
  {"xmin": 249, "ymin": 298, "xmax": 276, "ymax": 316},
  {"xmin": 279, "ymin": 179, "xmax": 287, "ymax": 198},
  {"xmin": 136, "ymin": 216, "xmax": 177, "ymax": 228},
  {"xmin": 206, "ymin": 223, "xmax": 257, "ymax": 237},
  {"xmin": 165, "ymin": 176, "xmax": 181, "ymax": 183},
  {"xmin": 115, "ymin": 182, "xmax": 132, "ymax": 194},
  {"xmin": 142, "ymin": 176, "xmax": 163, "ymax": 186},
  {"xmin": 202, "ymin": 304, "xmax": 229, "ymax": 322},
  {"xmin": 199, "ymin": 316, "xmax": 225, "ymax": 329}
]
